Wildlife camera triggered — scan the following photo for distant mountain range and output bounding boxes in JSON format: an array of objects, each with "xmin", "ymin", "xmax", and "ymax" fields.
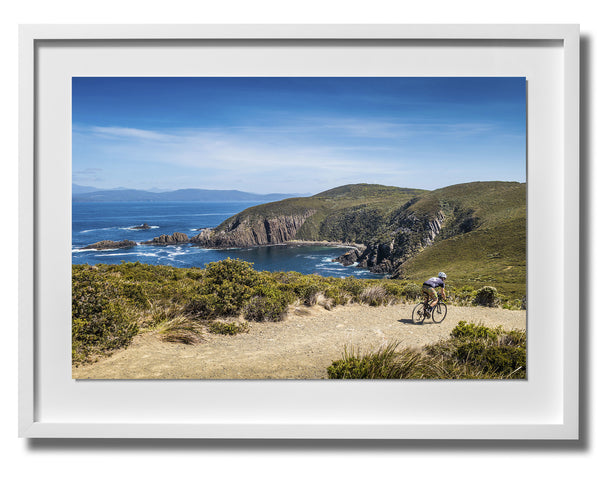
[{"xmin": 72, "ymin": 184, "xmax": 308, "ymax": 202}]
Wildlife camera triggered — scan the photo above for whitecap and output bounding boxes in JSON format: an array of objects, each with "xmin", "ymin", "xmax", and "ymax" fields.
[
  {"xmin": 121, "ymin": 225, "xmax": 160, "ymax": 231},
  {"xmin": 79, "ymin": 227, "xmax": 119, "ymax": 234}
]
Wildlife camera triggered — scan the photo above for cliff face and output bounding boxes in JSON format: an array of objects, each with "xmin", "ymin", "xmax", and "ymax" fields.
[
  {"xmin": 334, "ymin": 209, "xmax": 446, "ymax": 274},
  {"xmin": 190, "ymin": 211, "xmax": 316, "ymax": 248}
]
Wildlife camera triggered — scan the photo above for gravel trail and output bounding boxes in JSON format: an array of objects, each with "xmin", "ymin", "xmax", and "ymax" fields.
[{"xmin": 73, "ymin": 304, "xmax": 526, "ymax": 380}]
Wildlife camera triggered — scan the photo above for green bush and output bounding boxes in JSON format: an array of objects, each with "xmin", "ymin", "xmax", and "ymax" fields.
[
  {"xmin": 451, "ymin": 320, "xmax": 500, "ymax": 341},
  {"xmin": 324, "ymin": 286, "xmax": 351, "ymax": 306},
  {"xmin": 209, "ymin": 320, "xmax": 250, "ymax": 335},
  {"xmin": 72, "ymin": 268, "xmax": 139, "ymax": 363},
  {"xmin": 243, "ymin": 288, "xmax": 293, "ymax": 322},
  {"xmin": 329, "ymin": 322, "xmax": 526, "ymax": 379},
  {"xmin": 340, "ymin": 277, "xmax": 365, "ymax": 301},
  {"xmin": 472, "ymin": 286, "xmax": 500, "ymax": 307},
  {"xmin": 401, "ymin": 282, "xmax": 422, "ymax": 301},
  {"xmin": 184, "ymin": 258, "xmax": 261, "ymax": 318}
]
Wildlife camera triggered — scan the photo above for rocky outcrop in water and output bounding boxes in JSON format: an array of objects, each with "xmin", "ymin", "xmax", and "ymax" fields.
[
  {"xmin": 81, "ymin": 240, "xmax": 137, "ymax": 250},
  {"xmin": 190, "ymin": 211, "xmax": 316, "ymax": 248},
  {"xmin": 142, "ymin": 232, "xmax": 189, "ymax": 245},
  {"xmin": 131, "ymin": 223, "xmax": 151, "ymax": 230}
]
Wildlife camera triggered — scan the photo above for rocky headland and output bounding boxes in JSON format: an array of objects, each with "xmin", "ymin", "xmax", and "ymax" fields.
[{"xmin": 189, "ymin": 211, "xmax": 316, "ymax": 248}]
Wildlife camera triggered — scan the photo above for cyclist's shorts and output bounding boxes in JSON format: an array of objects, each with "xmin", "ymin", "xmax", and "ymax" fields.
[{"xmin": 422, "ymin": 285, "xmax": 437, "ymax": 300}]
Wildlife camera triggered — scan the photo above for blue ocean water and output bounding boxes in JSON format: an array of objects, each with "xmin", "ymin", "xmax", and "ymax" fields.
[{"xmin": 72, "ymin": 201, "xmax": 383, "ymax": 278}]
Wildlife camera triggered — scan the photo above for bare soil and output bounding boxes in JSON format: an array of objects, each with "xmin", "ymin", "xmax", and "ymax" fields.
[{"xmin": 72, "ymin": 304, "xmax": 526, "ymax": 380}]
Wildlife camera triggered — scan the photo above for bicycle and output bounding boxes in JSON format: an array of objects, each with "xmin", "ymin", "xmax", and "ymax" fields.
[{"xmin": 411, "ymin": 293, "xmax": 448, "ymax": 324}]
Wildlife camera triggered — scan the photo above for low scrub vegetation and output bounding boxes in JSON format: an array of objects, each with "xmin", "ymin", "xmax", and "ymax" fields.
[
  {"xmin": 327, "ymin": 321, "xmax": 526, "ymax": 379},
  {"xmin": 73, "ymin": 259, "xmax": 525, "ymax": 365},
  {"xmin": 208, "ymin": 320, "xmax": 250, "ymax": 335}
]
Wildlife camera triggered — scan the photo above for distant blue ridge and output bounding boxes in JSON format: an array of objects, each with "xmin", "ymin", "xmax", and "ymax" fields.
[{"xmin": 72, "ymin": 185, "xmax": 310, "ymax": 203}]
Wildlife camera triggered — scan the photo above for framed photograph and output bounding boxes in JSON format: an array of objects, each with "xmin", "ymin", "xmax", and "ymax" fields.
[{"xmin": 19, "ymin": 24, "xmax": 579, "ymax": 438}]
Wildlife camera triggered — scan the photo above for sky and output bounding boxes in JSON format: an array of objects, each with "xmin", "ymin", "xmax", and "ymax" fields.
[{"xmin": 72, "ymin": 77, "xmax": 526, "ymax": 194}]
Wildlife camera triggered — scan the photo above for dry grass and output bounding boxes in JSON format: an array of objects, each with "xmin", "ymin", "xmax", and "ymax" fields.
[{"xmin": 155, "ymin": 316, "xmax": 204, "ymax": 344}]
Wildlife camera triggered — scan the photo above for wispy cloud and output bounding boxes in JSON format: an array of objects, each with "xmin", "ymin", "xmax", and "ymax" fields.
[
  {"xmin": 73, "ymin": 116, "xmax": 522, "ymax": 192},
  {"xmin": 73, "ymin": 167, "xmax": 104, "ymax": 183},
  {"xmin": 90, "ymin": 126, "xmax": 175, "ymax": 142}
]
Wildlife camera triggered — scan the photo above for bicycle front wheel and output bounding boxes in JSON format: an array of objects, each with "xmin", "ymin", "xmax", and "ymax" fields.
[
  {"xmin": 432, "ymin": 302, "xmax": 447, "ymax": 323},
  {"xmin": 412, "ymin": 302, "xmax": 426, "ymax": 324}
]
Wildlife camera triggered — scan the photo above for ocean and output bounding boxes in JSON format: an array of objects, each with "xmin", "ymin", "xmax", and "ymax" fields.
[{"xmin": 72, "ymin": 201, "xmax": 384, "ymax": 279}]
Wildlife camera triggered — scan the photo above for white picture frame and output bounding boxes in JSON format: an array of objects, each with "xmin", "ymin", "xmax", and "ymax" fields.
[{"xmin": 19, "ymin": 24, "xmax": 580, "ymax": 439}]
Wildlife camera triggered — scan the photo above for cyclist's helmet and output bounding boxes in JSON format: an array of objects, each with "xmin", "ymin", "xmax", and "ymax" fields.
[{"xmin": 438, "ymin": 272, "xmax": 447, "ymax": 279}]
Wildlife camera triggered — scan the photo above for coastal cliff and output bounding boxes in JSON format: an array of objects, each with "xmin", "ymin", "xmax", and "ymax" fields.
[{"xmin": 191, "ymin": 211, "xmax": 317, "ymax": 247}]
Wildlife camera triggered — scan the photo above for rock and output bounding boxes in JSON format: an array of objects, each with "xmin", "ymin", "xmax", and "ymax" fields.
[
  {"xmin": 190, "ymin": 211, "xmax": 316, "ymax": 248},
  {"xmin": 142, "ymin": 232, "xmax": 189, "ymax": 245},
  {"xmin": 334, "ymin": 249, "xmax": 361, "ymax": 266},
  {"xmin": 81, "ymin": 240, "xmax": 137, "ymax": 250},
  {"xmin": 131, "ymin": 223, "xmax": 151, "ymax": 230}
]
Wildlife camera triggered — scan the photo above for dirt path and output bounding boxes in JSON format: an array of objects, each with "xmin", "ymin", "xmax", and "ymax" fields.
[{"xmin": 72, "ymin": 304, "xmax": 526, "ymax": 380}]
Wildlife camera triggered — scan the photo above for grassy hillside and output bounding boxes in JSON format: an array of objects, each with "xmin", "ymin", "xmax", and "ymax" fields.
[
  {"xmin": 197, "ymin": 181, "xmax": 526, "ymax": 298},
  {"xmin": 394, "ymin": 182, "xmax": 526, "ymax": 297},
  {"xmin": 212, "ymin": 184, "xmax": 427, "ymax": 242}
]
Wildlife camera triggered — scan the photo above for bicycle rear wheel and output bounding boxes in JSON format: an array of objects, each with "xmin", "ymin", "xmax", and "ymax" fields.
[
  {"xmin": 412, "ymin": 302, "xmax": 426, "ymax": 324},
  {"xmin": 432, "ymin": 302, "xmax": 447, "ymax": 323}
]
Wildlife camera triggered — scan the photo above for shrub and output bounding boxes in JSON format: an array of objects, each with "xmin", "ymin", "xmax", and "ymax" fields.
[
  {"xmin": 243, "ymin": 288, "xmax": 293, "ymax": 322},
  {"xmin": 451, "ymin": 320, "xmax": 500, "ymax": 341},
  {"xmin": 401, "ymin": 282, "xmax": 422, "ymax": 301},
  {"xmin": 341, "ymin": 277, "xmax": 365, "ymax": 301},
  {"xmin": 72, "ymin": 268, "xmax": 139, "ymax": 363},
  {"xmin": 324, "ymin": 286, "xmax": 351, "ymax": 306},
  {"xmin": 209, "ymin": 320, "xmax": 250, "ymax": 335},
  {"xmin": 329, "ymin": 322, "xmax": 526, "ymax": 379},
  {"xmin": 291, "ymin": 278, "xmax": 322, "ymax": 305},
  {"xmin": 472, "ymin": 286, "xmax": 500, "ymax": 307},
  {"xmin": 121, "ymin": 282, "xmax": 151, "ymax": 309},
  {"xmin": 184, "ymin": 258, "xmax": 261, "ymax": 319}
]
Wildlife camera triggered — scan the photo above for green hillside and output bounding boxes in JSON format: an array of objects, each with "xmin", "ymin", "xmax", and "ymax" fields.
[
  {"xmin": 395, "ymin": 182, "xmax": 526, "ymax": 297},
  {"xmin": 195, "ymin": 181, "xmax": 526, "ymax": 297},
  {"xmin": 211, "ymin": 184, "xmax": 427, "ymax": 242}
]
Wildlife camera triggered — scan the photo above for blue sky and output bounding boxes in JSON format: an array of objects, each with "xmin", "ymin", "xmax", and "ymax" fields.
[{"xmin": 72, "ymin": 77, "xmax": 526, "ymax": 194}]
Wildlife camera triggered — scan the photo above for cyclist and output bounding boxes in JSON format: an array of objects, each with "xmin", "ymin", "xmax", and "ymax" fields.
[{"xmin": 422, "ymin": 272, "xmax": 447, "ymax": 317}]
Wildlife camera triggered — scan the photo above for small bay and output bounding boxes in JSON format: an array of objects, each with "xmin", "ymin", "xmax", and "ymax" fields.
[{"xmin": 72, "ymin": 201, "xmax": 383, "ymax": 278}]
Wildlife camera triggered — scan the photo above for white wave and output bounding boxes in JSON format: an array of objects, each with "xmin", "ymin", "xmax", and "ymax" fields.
[
  {"xmin": 97, "ymin": 251, "xmax": 158, "ymax": 258},
  {"xmin": 316, "ymin": 261, "xmax": 342, "ymax": 267},
  {"xmin": 73, "ymin": 247, "xmax": 119, "ymax": 252},
  {"xmin": 121, "ymin": 225, "xmax": 160, "ymax": 231},
  {"xmin": 79, "ymin": 227, "xmax": 118, "ymax": 234}
]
